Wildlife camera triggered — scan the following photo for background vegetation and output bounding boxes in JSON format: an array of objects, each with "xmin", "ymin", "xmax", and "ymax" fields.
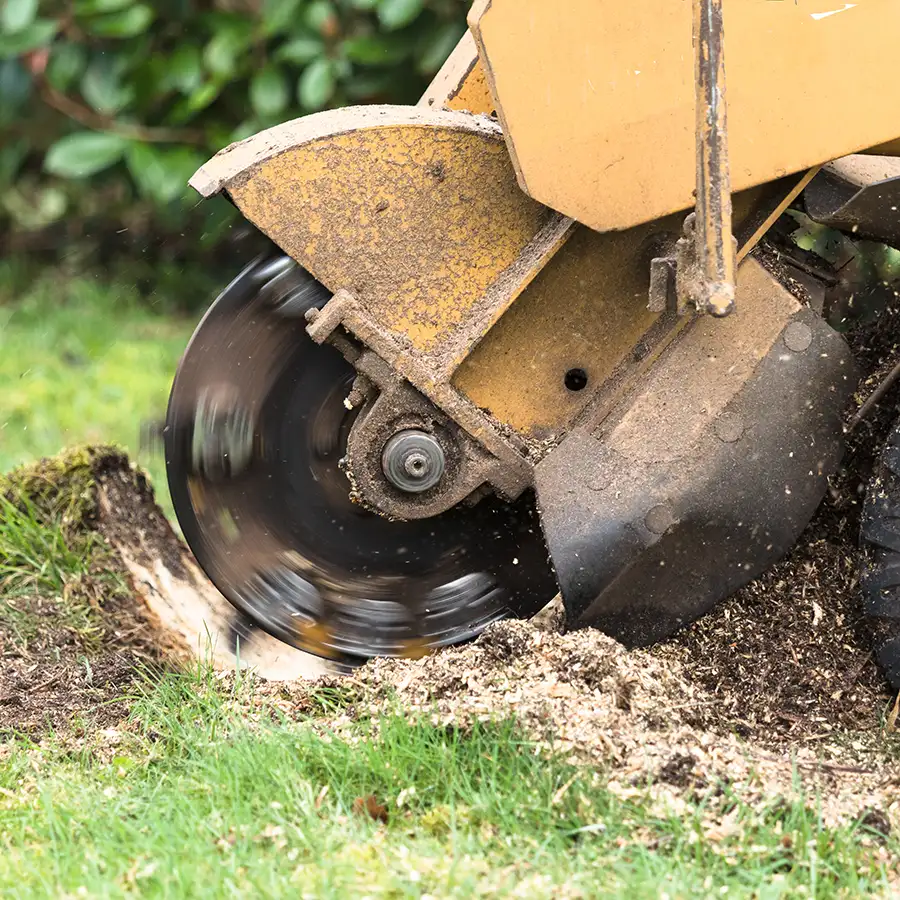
[
  {"xmin": 0, "ymin": 0, "xmax": 468, "ymax": 270},
  {"xmin": 0, "ymin": 0, "xmax": 468, "ymax": 496}
]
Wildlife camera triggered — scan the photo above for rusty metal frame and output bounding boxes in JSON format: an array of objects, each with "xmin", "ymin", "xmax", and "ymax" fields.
[
  {"xmin": 691, "ymin": 0, "xmax": 736, "ymax": 317},
  {"xmin": 671, "ymin": 0, "xmax": 736, "ymax": 318}
]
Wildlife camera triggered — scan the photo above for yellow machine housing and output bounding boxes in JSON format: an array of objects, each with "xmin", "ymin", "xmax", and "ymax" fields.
[
  {"xmin": 170, "ymin": 0, "xmax": 900, "ymax": 664},
  {"xmin": 470, "ymin": 0, "xmax": 900, "ymax": 231}
]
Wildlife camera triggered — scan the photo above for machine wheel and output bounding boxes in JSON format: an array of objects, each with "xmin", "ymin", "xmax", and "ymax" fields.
[
  {"xmin": 164, "ymin": 253, "xmax": 558, "ymax": 666},
  {"xmin": 860, "ymin": 414, "xmax": 900, "ymax": 690}
]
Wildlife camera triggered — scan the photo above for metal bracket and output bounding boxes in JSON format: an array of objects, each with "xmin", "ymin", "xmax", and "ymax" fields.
[{"xmin": 649, "ymin": 0, "xmax": 737, "ymax": 318}]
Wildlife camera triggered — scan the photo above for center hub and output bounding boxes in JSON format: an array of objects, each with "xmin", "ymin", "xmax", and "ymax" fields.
[{"xmin": 381, "ymin": 430, "xmax": 445, "ymax": 493}]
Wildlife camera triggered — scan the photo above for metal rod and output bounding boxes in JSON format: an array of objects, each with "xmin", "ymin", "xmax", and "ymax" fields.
[
  {"xmin": 846, "ymin": 356, "xmax": 900, "ymax": 434},
  {"xmin": 693, "ymin": 0, "xmax": 736, "ymax": 317}
]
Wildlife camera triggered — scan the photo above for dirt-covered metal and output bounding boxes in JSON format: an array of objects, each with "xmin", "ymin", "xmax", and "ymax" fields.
[
  {"xmin": 537, "ymin": 261, "xmax": 856, "ymax": 645},
  {"xmin": 683, "ymin": 0, "xmax": 735, "ymax": 318},
  {"xmin": 804, "ymin": 155, "xmax": 900, "ymax": 247}
]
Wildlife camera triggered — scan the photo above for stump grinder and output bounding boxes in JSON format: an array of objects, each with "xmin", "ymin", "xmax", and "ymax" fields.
[{"xmin": 163, "ymin": 0, "xmax": 900, "ymax": 684}]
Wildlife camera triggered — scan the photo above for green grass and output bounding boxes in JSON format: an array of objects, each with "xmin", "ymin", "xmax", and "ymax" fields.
[
  {"xmin": 0, "ymin": 488, "xmax": 108, "ymax": 646},
  {"xmin": 0, "ymin": 667, "xmax": 894, "ymax": 899},
  {"xmin": 0, "ymin": 261, "xmax": 197, "ymax": 520}
]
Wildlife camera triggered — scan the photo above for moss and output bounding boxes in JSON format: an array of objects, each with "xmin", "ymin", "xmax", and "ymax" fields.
[{"xmin": 0, "ymin": 444, "xmax": 130, "ymax": 532}]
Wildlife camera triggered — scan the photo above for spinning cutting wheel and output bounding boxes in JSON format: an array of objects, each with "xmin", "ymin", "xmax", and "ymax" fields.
[{"xmin": 164, "ymin": 254, "xmax": 558, "ymax": 665}]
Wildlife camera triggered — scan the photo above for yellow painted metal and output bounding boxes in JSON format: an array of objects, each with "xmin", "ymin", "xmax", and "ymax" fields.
[
  {"xmin": 192, "ymin": 104, "xmax": 818, "ymax": 445},
  {"xmin": 470, "ymin": 0, "xmax": 900, "ymax": 232},
  {"xmin": 188, "ymin": 22, "xmax": 833, "ymax": 454},
  {"xmin": 451, "ymin": 182, "xmax": 801, "ymax": 440},
  {"xmin": 192, "ymin": 107, "xmax": 551, "ymax": 356},
  {"xmin": 453, "ymin": 220, "xmax": 664, "ymax": 439},
  {"xmin": 420, "ymin": 31, "xmax": 494, "ymax": 115}
]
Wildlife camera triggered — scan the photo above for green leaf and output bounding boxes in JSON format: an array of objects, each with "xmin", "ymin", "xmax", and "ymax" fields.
[
  {"xmin": 81, "ymin": 58, "xmax": 134, "ymax": 114},
  {"xmin": 189, "ymin": 80, "xmax": 221, "ymax": 112},
  {"xmin": 44, "ymin": 132, "xmax": 130, "ymax": 179},
  {"xmin": 377, "ymin": 0, "xmax": 423, "ymax": 31},
  {"xmin": 261, "ymin": 0, "xmax": 302, "ymax": 37},
  {"xmin": 275, "ymin": 35, "xmax": 325, "ymax": 66},
  {"xmin": 203, "ymin": 27, "xmax": 250, "ymax": 78},
  {"xmin": 0, "ymin": 59, "xmax": 31, "ymax": 123},
  {"xmin": 126, "ymin": 143, "xmax": 203, "ymax": 205},
  {"xmin": 297, "ymin": 57, "xmax": 334, "ymax": 111},
  {"xmin": 342, "ymin": 34, "xmax": 409, "ymax": 66},
  {"xmin": 350, "ymin": 0, "xmax": 378, "ymax": 9},
  {"xmin": 168, "ymin": 80, "xmax": 221, "ymax": 123},
  {"xmin": 84, "ymin": 4, "xmax": 154, "ymax": 38},
  {"xmin": 73, "ymin": 0, "xmax": 134, "ymax": 15},
  {"xmin": 166, "ymin": 44, "xmax": 202, "ymax": 94},
  {"xmin": 250, "ymin": 66, "xmax": 289, "ymax": 118},
  {"xmin": 1, "ymin": 0, "xmax": 38, "ymax": 34},
  {"xmin": 2, "ymin": 183, "xmax": 68, "ymax": 229},
  {"xmin": 416, "ymin": 21, "xmax": 464, "ymax": 75},
  {"xmin": 0, "ymin": 19, "xmax": 57, "ymax": 58},
  {"xmin": 305, "ymin": 1, "xmax": 337, "ymax": 34},
  {"xmin": 46, "ymin": 43, "xmax": 87, "ymax": 91}
]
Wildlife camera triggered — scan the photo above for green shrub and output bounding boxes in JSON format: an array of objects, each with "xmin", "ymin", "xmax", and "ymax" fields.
[{"xmin": 0, "ymin": 0, "xmax": 467, "ymax": 258}]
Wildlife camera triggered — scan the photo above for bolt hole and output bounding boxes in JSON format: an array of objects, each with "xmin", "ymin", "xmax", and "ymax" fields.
[{"xmin": 564, "ymin": 368, "xmax": 588, "ymax": 392}]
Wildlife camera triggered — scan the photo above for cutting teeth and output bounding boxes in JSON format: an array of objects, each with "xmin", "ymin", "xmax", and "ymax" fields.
[{"xmin": 190, "ymin": 386, "xmax": 255, "ymax": 481}]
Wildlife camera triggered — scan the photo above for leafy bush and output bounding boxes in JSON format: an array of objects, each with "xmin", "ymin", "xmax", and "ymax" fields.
[{"xmin": 0, "ymin": 0, "xmax": 467, "ymax": 257}]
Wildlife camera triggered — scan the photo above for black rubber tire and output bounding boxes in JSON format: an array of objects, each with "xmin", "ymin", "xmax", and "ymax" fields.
[{"xmin": 860, "ymin": 414, "xmax": 900, "ymax": 690}]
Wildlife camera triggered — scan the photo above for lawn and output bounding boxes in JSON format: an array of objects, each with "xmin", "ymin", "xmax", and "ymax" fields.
[
  {"xmin": 0, "ymin": 260, "xmax": 199, "ymax": 521},
  {"xmin": 0, "ymin": 666, "xmax": 894, "ymax": 899}
]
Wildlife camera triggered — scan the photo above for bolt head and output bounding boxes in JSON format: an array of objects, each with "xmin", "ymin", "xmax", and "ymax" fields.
[{"xmin": 382, "ymin": 430, "xmax": 445, "ymax": 494}]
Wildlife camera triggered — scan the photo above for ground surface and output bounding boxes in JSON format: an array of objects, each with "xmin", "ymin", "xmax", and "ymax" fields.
[
  {"xmin": 3, "ymin": 265, "xmax": 900, "ymax": 895},
  {"xmin": 1, "ymin": 436, "xmax": 900, "ymax": 897}
]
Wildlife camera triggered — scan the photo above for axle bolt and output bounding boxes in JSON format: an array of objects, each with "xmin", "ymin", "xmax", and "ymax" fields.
[{"xmin": 382, "ymin": 431, "xmax": 445, "ymax": 493}]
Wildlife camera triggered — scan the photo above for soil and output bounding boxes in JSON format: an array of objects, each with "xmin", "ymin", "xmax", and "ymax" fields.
[
  {"xmin": 0, "ymin": 538, "xmax": 165, "ymax": 738},
  {"xmin": 0, "ymin": 450, "xmax": 190, "ymax": 739}
]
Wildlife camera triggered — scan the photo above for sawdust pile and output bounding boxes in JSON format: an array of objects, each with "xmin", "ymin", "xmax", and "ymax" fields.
[{"xmin": 262, "ymin": 616, "xmax": 900, "ymax": 831}]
